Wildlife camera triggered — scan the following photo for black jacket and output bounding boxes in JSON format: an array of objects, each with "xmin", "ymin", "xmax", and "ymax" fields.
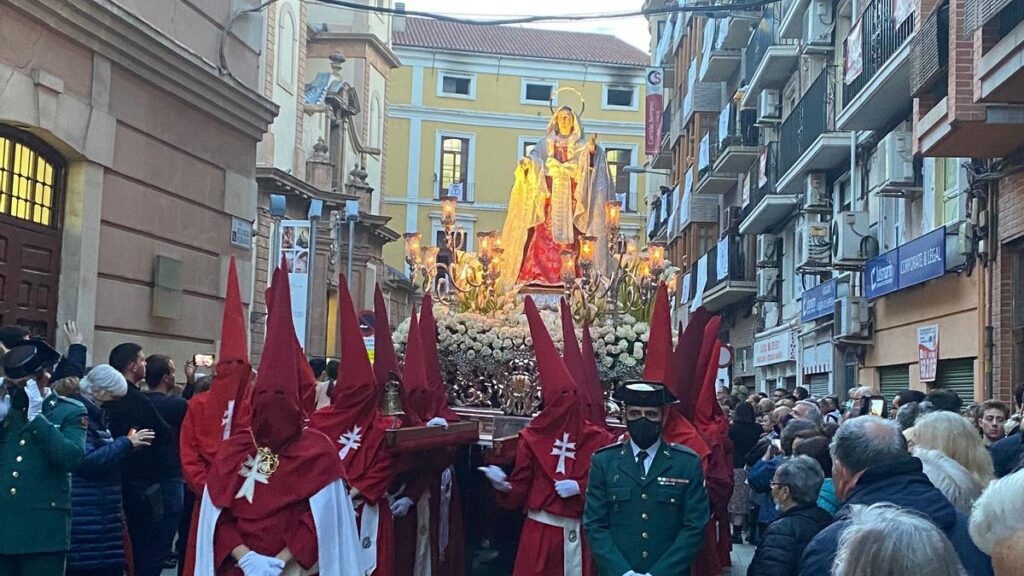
[
  {"xmin": 747, "ymin": 504, "xmax": 832, "ymax": 576},
  {"xmin": 729, "ymin": 421, "xmax": 763, "ymax": 468},
  {"xmin": 101, "ymin": 384, "xmax": 176, "ymax": 484}
]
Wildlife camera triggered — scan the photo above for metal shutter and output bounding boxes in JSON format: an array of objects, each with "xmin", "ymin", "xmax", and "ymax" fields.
[
  {"xmin": 878, "ymin": 365, "xmax": 910, "ymax": 404},
  {"xmin": 934, "ymin": 358, "xmax": 976, "ymax": 404},
  {"xmin": 808, "ymin": 373, "xmax": 830, "ymax": 398}
]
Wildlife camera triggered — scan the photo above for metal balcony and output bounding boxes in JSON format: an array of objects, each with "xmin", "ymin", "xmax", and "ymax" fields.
[
  {"xmin": 696, "ymin": 132, "xmax": 736, "ymax": 195},
  {"xmin": 977, "ymin": 0, "xmax": 1024, "ymax": 104},
  {"xmin": 779, "ymin": 0, "xmax": 811, "ymax": 39},
  {"xmin": 837, "ymin": 0, "xmax": 917, "ymax": 130},
  {"xmin": 713, "ymin": 101, "xmax": 759, "ymax": 175},
  {"xmin": 776, "ymin": 67, "xmax": 852, "ymax": 196},
  {"xmin": 740, "ymin": 6, "xmax": 801, "ymax": 108},
  {"xmin": 701, "ymin": 236, "xmax": 757, "ymax": 311},
  {"xmin": 699, "ymin": 15, "xmax": 758, "ymax": 83},
  {"xmin": 738, "ymin": 142, "xmax": 799, "ymax": 235}
]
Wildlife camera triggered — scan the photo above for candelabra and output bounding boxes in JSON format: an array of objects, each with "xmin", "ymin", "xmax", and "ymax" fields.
[{"xmin": 404, "ymin": 196, "xmax": 504, "ymax": 310}]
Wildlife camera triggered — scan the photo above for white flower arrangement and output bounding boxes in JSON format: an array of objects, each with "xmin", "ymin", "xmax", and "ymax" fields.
[{"xmin": 393, "ymin": 304, "xmax": 648, "ymax": 392}]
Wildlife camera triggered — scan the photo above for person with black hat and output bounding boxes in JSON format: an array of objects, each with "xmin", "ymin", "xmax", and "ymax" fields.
[
  {"xmin": 0, "ymin": 339, "xmax": 88, "ymax": 576},
  {"xmin": 584, "ymin": 381, "xmax": 709, "ymax": 576}
]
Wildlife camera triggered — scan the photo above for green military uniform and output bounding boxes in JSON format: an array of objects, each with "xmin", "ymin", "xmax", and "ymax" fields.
[
  {"xmin": 0, "ymin": 387, "xmax": 87, "ymax": 575},
  {"xmin": 584, "ymin": 440, "xmax": 709, "ymax": 576}
]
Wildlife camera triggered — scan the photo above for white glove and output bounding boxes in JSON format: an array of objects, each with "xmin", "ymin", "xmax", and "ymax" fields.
[
  {"xmin": 478, "ymin": 465, "xmax": 511, "ymax": 493},
  {"xmin": 238, "ymin": 551, "xmax": 285, "ymax": 576},
  {"xmin": 0, "ymin": 392, "xmax": 10, "ymax": 422},
  {"xmin": 25, "ymin": 380, "xmax": 44, "ymax": 422},
  {"xmin": 426, "ymin": 417, "xmax": 449, "ymax": 428},
  {"xmin": 554, "ymin": 479, "xmax": 581, "ymax": 498},
  {"xmin": 390, "ymin": 496, "xmax": 413, "ymax": 517}
]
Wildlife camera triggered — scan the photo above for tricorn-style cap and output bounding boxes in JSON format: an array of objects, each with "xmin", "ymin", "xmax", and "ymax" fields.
[
  {"xmin": 2, "ymin": 339, "xmax": 61, "ymax": 380},
  {"xmin": 613, "ymin": 380, "xmax": 678, "ymax": 407}
]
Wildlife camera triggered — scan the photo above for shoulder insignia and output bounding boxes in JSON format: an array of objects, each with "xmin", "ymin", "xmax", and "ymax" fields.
[
  {"xmin": 667, "ymin": 443, "xmax": 699, "ymax": 458},
  {"xmin": 595, "ymin": 441, "xmax": 625, "ymax": 454}
]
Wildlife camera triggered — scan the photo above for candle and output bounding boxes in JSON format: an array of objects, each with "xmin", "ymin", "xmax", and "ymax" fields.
[
  {"xmin": 579, "ymin": 236, "xmax": 597, "ymax": 265},
  {"xmin": 560, "ymin": 249, "xmax": 576, "ymax": 279},
  {"xmin": 404, "ymin": 232, "xmax": 422, "ymax": 263},
  {"xmin": 604, "ymin": 201, "xmax": 622, "ymax": 228},
  {"xmin": 477, "ymin": 231, "xmax": 495, "ymax": 259},
  {"xmin": 422, "ymin": 246, "xmax": 439, "ymax": 271},
  {"xmin": 647, "ymin": 242, "xmax": 666, "ymax": 269},
  {"xmin": 440, "ymin": 195, "xmax": 458, "ymax": 226}
]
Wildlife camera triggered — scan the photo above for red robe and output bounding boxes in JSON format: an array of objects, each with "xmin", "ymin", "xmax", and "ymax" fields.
[
  {"xmin": 393, "ymin": 447, "xmax": 466, "ymax": 576},
  {"xmin": 496, "ymin": 423, "xmax": 615, "ymax": 576},
  {"xmin": 203, "ymin": 428, "xmax": 345, "ymax": 575}
]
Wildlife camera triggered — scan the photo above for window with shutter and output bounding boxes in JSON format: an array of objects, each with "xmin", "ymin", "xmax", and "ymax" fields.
[
  {"xmin": 808, "ymin": 373, "xmax": 830, "ymax": 397},
  {"xmin": 933, "ymin": 358, "xmax": 976, "ymax": 404},
  {"xmin": 878, "ymin": 365, "xmax": 910, "ymax": 404}
]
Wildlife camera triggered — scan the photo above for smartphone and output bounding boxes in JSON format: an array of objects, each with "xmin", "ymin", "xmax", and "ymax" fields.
[
  {"xmin": 771, "ymin": 438, "xmax": 782, "ymax": 452},
  {"xmin": 869, "ymin": 398, "xmax": 886, "ymax": 417},
  {"xmin": 193, "ymin": 354, "xmax": 216, "ymax": 368}
]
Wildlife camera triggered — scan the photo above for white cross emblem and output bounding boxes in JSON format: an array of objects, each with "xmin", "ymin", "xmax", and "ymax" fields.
[
  {"xmin": 338, "ymin": 426, "xmax": 363, "ymax": 461},
  {"xmin": 550, "ymin": 432, "xmax": 577, "ymax": 475},
  {"xmin": 235, "ymin": 454, "xmax": 269, "ymax": 503}
]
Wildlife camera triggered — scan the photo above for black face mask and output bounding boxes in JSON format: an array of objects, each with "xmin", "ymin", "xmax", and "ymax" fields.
[{"xmin": 627, "ymin": 417, "xmax": 662, "ymax": 450}]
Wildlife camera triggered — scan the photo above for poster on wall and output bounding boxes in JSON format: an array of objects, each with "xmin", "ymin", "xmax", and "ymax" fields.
[
  {"xmin": 279, "ymin": 219, "xmax": 311, "ymax": 348},
  {"xmin": 645, "ymin": 68, "xmax": 665, "ymax": 155},
  {"xmin": 918, "ymin": 325, "xmax": 939, "ymax": 382},
  {"xmin": 844, "ymin": 19, "xmax": 864, "ymax": 85}
]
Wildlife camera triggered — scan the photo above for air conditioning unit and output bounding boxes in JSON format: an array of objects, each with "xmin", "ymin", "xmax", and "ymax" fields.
[
  {"xmin": 796, "ymin": 221, "xmax": 832, "ymax": 270},
  {"xmin": 757, "ymin": 267, "xmax": 779, "ymax": 302},
  {"xmin": 757, "ymin": 234, "xmax": 779, "ymax": 268},
  {"xmin": 758, "ymin": 90, "xmax": 781, "ymax": 123},
  {"xmin": 870, "ymin": 127, "xmax": 920, "ymax": 196},
  {"xmin": 831, "ymin": 211, "xmax": 872, "ymax": 266},
  {"xmin": 804, "ymin": 172, "xmax": 830, "ymax": 212},
  {"xmin": 723, "ymin": 206, "xmax": 743, "ymax": 234},
  {"xmin": 835, "ymin": 296, "xmax": 869, "ymax": 339},
  {"xmin": 804, "ymin": 0, "xmax": 834, "ymax": 51}
]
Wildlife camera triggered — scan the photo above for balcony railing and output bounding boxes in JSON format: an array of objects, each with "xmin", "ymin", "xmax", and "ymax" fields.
[
  {"xmin": 910, "ymin": 5, "xmax": 948, "ymax": 99},
  {"xmin": 778, "ymin": 68, "xmax": 836, "ymax": 177},
  {"xmin": 744, "ymin": 142, "xmax": 779, "ymax": 211},
  {"xmin": 698, "ymin": 132, "xmax": 719, "ymax": 176},
  {"xmin": 718, "ymin": 101, "xmax": 760, "ymax": 153},
  {"xmin": 843, "ymin": 0, "xmax": 916, "ymax": 107},
  {"xmin": 999, "ymin": 0, "xmax": 1024, "ymax": 36},
  {"xmin": 704, "ymin": 235, "xmax": 752, "ymax": 289},
  {"xmin": 744, "ymin": 6, "xmax": 781, "ymax": 83}
]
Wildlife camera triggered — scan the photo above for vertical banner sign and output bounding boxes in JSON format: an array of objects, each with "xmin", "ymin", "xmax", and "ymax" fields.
[
  {"xmin": 645, "ymin": 68, "xmax": 664, "ymax": 155},
  {"xmin": 918, "ymin": 325, "xmax": 939, "ymax": 382},
  {"xmin": 691, "ymin": 255, "xmax": 708, "ymax": 312},
  {"xmin": 279, "ymin": 220, "xmax": 311, "ymax": 348},
  {"xmin": 844, "ymin": 19, "xmax": 864, "ymax": 85}
]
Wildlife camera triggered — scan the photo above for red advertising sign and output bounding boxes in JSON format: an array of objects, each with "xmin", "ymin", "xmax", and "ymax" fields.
[
  {"xmin": 645, "ymin": 68, "xmax": 664, "ymax": 155},
  {"xmin": 918, "ymin": 325, "xmax": 938, "ymax": 382}
]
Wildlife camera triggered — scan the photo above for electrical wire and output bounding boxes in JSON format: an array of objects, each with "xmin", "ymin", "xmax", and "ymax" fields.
[{"xmin": 309, "ymin": 0, "xmax": 783, "ymax": 25}]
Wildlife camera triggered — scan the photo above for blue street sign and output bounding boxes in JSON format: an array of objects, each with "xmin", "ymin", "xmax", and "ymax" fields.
[
  {"xmin": 897, "ymin": 226, "xmax": 946, "ymax": 291},
  {"xmin": 802, "ymin": 278, "xmax": 837, "ymax": 323},
  {"xmin": 865, "ymin": 248, "xmax": 899, "ymax": 300}
]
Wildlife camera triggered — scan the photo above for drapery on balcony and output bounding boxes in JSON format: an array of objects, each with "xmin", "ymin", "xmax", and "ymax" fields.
[
  {"xmin": 702, "ymin": 235, "xmax": 757, "ymax": 311},
  {"xmin": 739, "ymin": 141, "xmax": 801, "ymax": 235},
  {"xmin": 842, "ymin": 0, "xmax": 916, "ymax": 107},
  {"xmin": 741, "ymin": 5, "xmax": 800, "ymax": 107},
  {"xmin": 778, "ymin": 67, "xmax": 835, "ymax": 177},
  {"xmin": 744, "ymin": 7, "xmax": 779, "ymax": 81},
  {"xmin": 714, "ymin": 101, "xmax": 760, "ymax": 174}
]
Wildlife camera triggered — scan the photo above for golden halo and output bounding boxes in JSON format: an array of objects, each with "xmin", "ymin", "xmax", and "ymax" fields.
[{"xmin": 549, "ymin": 86, "xmax": 586, "ymax": 117}]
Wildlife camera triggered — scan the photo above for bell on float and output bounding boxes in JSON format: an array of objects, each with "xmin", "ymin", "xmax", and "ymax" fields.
[{"xmin": 382, "ymin": 372, "xmax": 405, "ymax": 416}]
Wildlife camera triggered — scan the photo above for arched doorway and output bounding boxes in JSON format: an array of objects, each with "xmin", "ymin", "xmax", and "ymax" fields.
[{"xmin": 0, "ymin": 126, "xmax": 65, "ymax": 341}]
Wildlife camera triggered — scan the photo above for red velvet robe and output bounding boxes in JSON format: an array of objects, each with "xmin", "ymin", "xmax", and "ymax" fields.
[
  {"xmin": 496, "ymin": 424, "xmax": 615, "ymax": 576},
  {"xmin": 204, "ymin": 428, "xmax": 345, "ymax": 575}
]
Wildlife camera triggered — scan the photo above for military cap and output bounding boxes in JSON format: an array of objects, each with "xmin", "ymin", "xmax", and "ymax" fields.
[
  {"xmin": 2, "ymin": 339, "xmax": 61, "ymax": 380},
  {"xmin": 612, "ymin": 380, "xmax": 678, "ymax": 407}
]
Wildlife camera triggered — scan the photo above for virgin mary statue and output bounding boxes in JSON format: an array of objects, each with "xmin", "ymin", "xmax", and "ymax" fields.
[{"xmin": 498, "ymin": 105, "xmax": 613, "ymax": 289}]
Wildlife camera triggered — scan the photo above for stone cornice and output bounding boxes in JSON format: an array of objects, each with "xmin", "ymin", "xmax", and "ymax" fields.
[
  {"xmin": 12, "ymin": 0, "xmax": 277, "ymax": 139},
  {"xmin": 308, "ymin": 31, "xmax": 402, "ymax": 70}
]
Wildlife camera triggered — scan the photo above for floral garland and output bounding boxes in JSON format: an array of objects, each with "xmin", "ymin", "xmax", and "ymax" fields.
[{"xmin": 393, "ymin": 305, "xmax": 652, "ymax": 388}]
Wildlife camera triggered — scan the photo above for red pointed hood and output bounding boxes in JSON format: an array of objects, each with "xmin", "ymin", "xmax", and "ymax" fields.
[
  {"xmin": 419, "ymin": 293, "xmax": 458, "ymax": 420},
  {"xmin": 373, "ymin": 284, "xmax": 400, "ymax": 398},
  {"xmin": 307, "ymin": 275, "xmax": 390, "ymax": 489},
  {"xmin": 559, "ymin": 298, "xmax": 585, "ymax": 382},
  {"xmin": 642, "ymin": 283, "xmax": 673, "ymax": 383},
  {"xmin": 691, "ymin": 315, "xmax": 723, "ymax": 430},
  {"xmin": 401, "ymin": 306, "xmax": 431, "ymax": 426},
  {"xmin": 219, "ymin": 257, "xmax": 248, "ymax": 363},
  {"xmin": 671, "ymin": 307, "xmax": 711, "ymax": 421},
  {"xmin": 519, "ymin": 297, "xmax": 587, "ymax": 478},
  {"xmin": 579, "ymin": 317, "xmax": 607, "ymax": 427},
  {"xmin": 248, "ymin": 261, "xmax": 305, "ymax": 453}
]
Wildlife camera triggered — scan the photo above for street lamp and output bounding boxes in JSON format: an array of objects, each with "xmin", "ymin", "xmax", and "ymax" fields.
[{"xmin": 623, "ymin": 165, "xmax": 671, "ymax": 176}]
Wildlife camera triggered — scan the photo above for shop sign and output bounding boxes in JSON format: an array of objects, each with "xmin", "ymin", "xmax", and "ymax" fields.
[
  {"xmin": 865, "ymin": 227, "xmax": 946, "ymax": 299},
  {"xmin": 801, "ymin": 278, "xmax": 837, "ymax": 323},
  {"xmin": 645, "ymin": 68, "xmax": 664, "ymax": 154},
  {"xmin": 754, "ymin": 330, "xmax": 795, "ymax": 367},
  {"xmin": 918, "ymin": 325, "xmax": 939, "ymax": 382}
]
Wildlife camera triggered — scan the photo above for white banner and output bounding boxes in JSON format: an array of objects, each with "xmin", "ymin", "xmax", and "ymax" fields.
[
  {"xmin": 279, "ymin": 219, "xmax": 311, "ymax": 348},
  {"xmin": 717, "ymin": 237, "xmax": 730, "ymax": 281},
  {"xmin": 691, "ymin": 255, "xmax": 708, "ymax": 311}
]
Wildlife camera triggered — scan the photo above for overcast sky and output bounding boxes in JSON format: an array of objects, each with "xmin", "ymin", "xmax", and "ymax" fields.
[{"xmin": 401, "ymin": 1, "xmax": 652, "ymax": 51}]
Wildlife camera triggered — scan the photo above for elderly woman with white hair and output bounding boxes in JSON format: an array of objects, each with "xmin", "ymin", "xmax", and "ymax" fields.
[
  {"xmin": 913, "ymin": 447, "xmax": 985, "ymax": 514},
  {"xmin": 970, "ymin": 469, "xmax": 1024, "ymax": 575},
  {"xmin": 832, "ymin": 503, "xmax": 966, "ymax": 576},
  {"xmin": 905, "ymin": 411, "xmax": 995, "ymax": 485}
]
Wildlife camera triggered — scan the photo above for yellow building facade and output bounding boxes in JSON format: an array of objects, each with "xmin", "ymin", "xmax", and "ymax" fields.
[{"xmin": 383, "ymin": 18, "xmax": 651, "ymax": 272}]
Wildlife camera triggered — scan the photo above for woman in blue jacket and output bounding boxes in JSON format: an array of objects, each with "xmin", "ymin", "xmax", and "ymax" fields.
[{"xmin": 53, "ymin": 370, "xmax": 153, "ymax": 576}]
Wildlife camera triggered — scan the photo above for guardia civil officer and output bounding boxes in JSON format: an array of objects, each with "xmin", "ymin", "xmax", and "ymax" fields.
[
  {"xmin": 584, "ymin": 382, "xmax": 709, "ymax": 576},
  {"xmin": 0, "ymin": 340, "xmax": 87, "ymax": 576}
]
